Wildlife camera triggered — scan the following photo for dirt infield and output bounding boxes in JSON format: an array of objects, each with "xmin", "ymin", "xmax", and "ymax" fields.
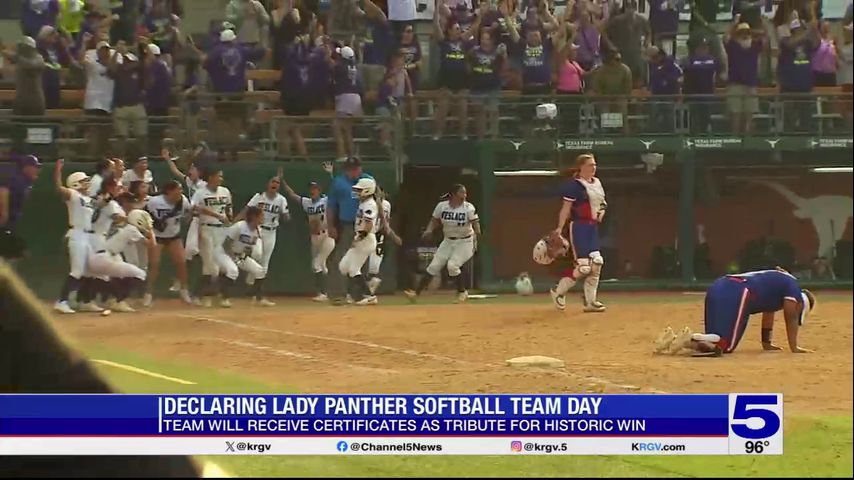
[{"xmin": 57, "ymin": 294, "xmax": 853, "ymax": 415}]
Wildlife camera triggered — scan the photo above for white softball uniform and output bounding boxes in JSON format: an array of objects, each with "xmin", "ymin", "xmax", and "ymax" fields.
[
  {"xmin": 218, "ymin": 221, "xmax": 265, "ymax": 280},
  {"xmin": 245, "ymin": 192, "xmax": 289, "ymax": 280},
  {"xmin": 184, "ymin": 178, "xmax": 207, "ymax": 259},
  {"xmin": 301, "ymin": 195, "xmax": 335, "ymax": 274},
  {"xmin": 367, "ymin": 199, "xmax": 392, "ymax": 275},
  {"xmin": 146, "ymin": 194, "xmax": 192, "ymax": 240},
  {"xmin": 338, "ymin": 198, "xmax": 378, "ymax": 277},
  {"xmin": 426, "ymin": 200, "xmax": 478, "ymax": 277},
  {"xmin": 90, "ymin": 224, "xmax": 147, "ymax": 280},
  {"xmin": 64, "ymin": 190, "xmax": 96, "ymax": 279},
  {"xmin": 191, "ymin": 185, "xmax": 232, "ymax": 276},
  {"xmin": 121, "ymin": 168, "xmax": 154, "ymax": 188},
  {"xmin": 87, "ymin": 173, "xmax": 105, "ymax": 198}
]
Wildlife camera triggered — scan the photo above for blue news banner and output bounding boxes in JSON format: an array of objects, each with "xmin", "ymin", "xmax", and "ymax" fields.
[{"xmin": 0, "ymin": 394, "xmax": 783, "ymax": 456}]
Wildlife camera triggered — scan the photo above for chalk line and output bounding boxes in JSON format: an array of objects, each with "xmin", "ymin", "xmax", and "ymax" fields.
[{"xmin": 92, "ymin": 359, "xmax": 196, "ymax": 385}]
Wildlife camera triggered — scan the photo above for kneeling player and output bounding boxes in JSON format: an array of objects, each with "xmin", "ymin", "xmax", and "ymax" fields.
[
  {"xmin": 666, "ymin": 269, "xmax": 816, "ymax": 355},
  {"xmin": 95, "ymin": 209, "xmax": 155, "ymax": 312},
  {"xmin": 216, "ymin": 206, "xmax": 266, "ymax": 307}
]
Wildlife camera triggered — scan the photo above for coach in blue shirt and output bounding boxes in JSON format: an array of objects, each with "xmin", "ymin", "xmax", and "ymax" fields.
[{"xmin": 327, "ymin": 156, "xmax": 373, "ymax": 304}]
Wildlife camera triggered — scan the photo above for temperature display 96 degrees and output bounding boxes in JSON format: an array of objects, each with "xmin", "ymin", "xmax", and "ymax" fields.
[{"xmin": 728, "ymin": 394, "xmax": 783, "ymax": 455}]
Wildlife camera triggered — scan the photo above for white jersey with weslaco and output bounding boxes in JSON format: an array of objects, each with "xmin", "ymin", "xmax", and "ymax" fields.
[
  {"xmin": 247, "ymin": 192, "xmax": 289, "ymax": 230},
  {"xmin": 105, "ymin": 224, "xmax": 145, "ymax": 255},
  {"xmin": 355, "ymin": 198, "xmax": 378, "ymax": 233},
  {"xmin": 185, "ymin": 177, "xmax": 207, "ymax": 201},
  {"xmin": 373, "ymin": 199, "xmax": 392, "ymax": 234},
  {"xmin": 121, "ymin": 168, "xmax": 154, "ymax": 187},
  {"xmin": 147, "ymin": 194, "xmax": 192, "ymax": 238},
  {"xmin": 66, "ymin": 190, "xmax": 95, "ymax": 231},
  {"xmin": 432, "ymin": 200, "xmax": 478, "ymax": 238},
  {"xmin": 300, "ymin": 196, "xmax": 328, "ymax": 231},
  {"xmin": 225, "ymin": 221, "xmax": 260, "ymax": 258},
  {"xmin": 191, "ymin": 186, "xmax": 232, "ymax": 225}
]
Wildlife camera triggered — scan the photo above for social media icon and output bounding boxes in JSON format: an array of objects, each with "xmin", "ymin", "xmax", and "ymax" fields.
[
  {"xmin": 336, "ymin": 441, "xmax": 348, "ymax": 452},
  {"xmin": 511, "ymin": 441, "xmax": 522, "ymax": 452}
]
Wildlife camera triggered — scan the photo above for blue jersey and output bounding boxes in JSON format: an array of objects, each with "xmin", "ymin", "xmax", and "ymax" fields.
[
  {"xmin": 559, "ymin": 177, "xmax": 606, "ymax": 223},
  {"xmin": 727, "ymin": 270, "xmax": 802, "ymax": 314}
]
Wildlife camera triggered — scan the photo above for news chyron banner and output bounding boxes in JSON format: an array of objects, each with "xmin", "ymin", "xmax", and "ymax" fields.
[{"xmin": 0, "ymin": 394, "xmax": 782, "ymax": 455}]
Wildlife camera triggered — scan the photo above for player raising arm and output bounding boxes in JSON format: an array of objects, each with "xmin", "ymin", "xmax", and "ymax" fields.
[
  {"xmin": 143, "ymin": 180, "xmax": 195, "ymax": 306},
  {"xmin": 52, "ymin": 159, "xmax": 95, "ymax": 314},
  {"xmin": 405, "ymin": 184, "xmax": 480, "ymax": 303},
  {"xmin": 190, "ymin": 168, "xmax": 233, "ymax": 307}
]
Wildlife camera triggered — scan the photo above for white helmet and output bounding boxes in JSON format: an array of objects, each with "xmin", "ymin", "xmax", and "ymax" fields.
[
  {"xmin": 352, "ymin": 178, "xmax": 376, "ymax": 199},
  {"xmin": 127, "ymin": 209, "xmax": 153, "ymax": 233},
  {"xmin": 515, "ymin": 272, "xmax": 534, "ymax": 296},
  {"xmin": 66, "ymin": 172, "xmax": 90, "ymax": 190}
]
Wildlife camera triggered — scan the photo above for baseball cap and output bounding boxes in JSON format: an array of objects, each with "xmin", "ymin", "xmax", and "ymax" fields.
[
  {"xmin": 37, "ymin": 25, "xmax": 56, "ymax": 40},
  {"xmin": 220, "ymin": 29, "xmax": 236, "ymax": 42},
  {"xmin": 338, "ymin": 46, "xmax": 355, "ymax": 60},
  {"xmin": 342, "ymin": 156, "xmax": 361, "ymax": 168},
  {"xmin": 790, "ymin": 19, "xmax": 802, "ymax": 29},
  {"xmin": 96, "ymin": 40, "xmax": 110, "ymax": 49},
  {"xmin": 18, "ymin": 154, "xmax": 42, "ymax": 169},
  {"xmin": 308, "ymin": 181, "xmax": 320, "ymax": 188},
  {"xmin": 125, "ymin": 53, "xmax": 138, "ymax": 62},
  {"xmin": 132, "ymin": 156, "xmax": 148, "ymax": 164},
  {"xmin": 736, "ymin": 23, "xmax": 751, "ymax": 32},
  {"xmin": 19, "ymin": 36, "xmax": 37, "ymax": 49},
  {"xmin": 147, "ymin": 43, "xmax": 161, "ymax": 55}
]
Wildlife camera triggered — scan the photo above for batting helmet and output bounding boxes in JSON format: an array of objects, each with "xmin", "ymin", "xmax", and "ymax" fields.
[
  {"xmin": 352, "ymin": 178, "xmax": 376, "ymax": 199},
  {"xmin": 66, "ymin": 172, "xmax": 90, "ymax": 190},
  {"xmin": 127, "ymin": 209, "xmax": 153, "ymax": 233}
]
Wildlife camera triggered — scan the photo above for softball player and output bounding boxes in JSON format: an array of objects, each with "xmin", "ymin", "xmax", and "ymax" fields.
[
  {"xmin": 143, "ymin": 180, "xmax": 194, "ymax": 306},
  {"xmin": 553, "ymin": 154, "xmax": 607, "ymax": 313},
  {"xmin": 100, "ymin": 209, "xmax": 155, "ymax": 313},
  {"xmin": 338, "ymin": 178, "xmax": 379, "ymax": 306},
  {"xmin": 661, "ymin": 268, "xmax": 817, "ymax": 356},
  {"xmin": 366, "ymin": 189, "xmax": 402, "ymax": 295},
  {"xmin": 83, "ymin": 176, "xmax": 128, "ymax": 310},
  {"xmin": 237, "ymin": 176, "xmax": 290, "ymax": 306},
  {"xmin": 405, "ymin": 184, "xmax": 480, "ymax": 303},
  {"xmin": 217, "ymin": 206, "xmax": 266, "ymax": 308},
  {"xmin": 162, "ymin": 147, "xmax": 206, "ymax": 265},
  {"xmin": 53, "ymin": 160, "xmax": 95, "ymax": 314},
  {"xmin": 282, "ymin": 179, "xmax": 335, "ymax": 302},
  {"xmin": 121, "ymin": 156, "xmax": 155, "ymax": 192},
  {"xmin": 191, "ymin": 168, "xmax": 233, "ymax": 307}
]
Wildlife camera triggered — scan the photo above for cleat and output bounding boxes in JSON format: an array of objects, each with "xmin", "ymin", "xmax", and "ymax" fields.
[
  {"xmin": 78, "ymin": 302, "xmax": 104, "ymax": 313},
  {"xmin": 67, "ymin": 291, "xmax": 78, "ymax": 310},
  {"xmin": 367, "ymin": 277, "xmax": 382, "ymax": 295},
  {"xmin": 355, "ymin": 295, "xmax": 378, "ymax": 306},
  {"xmin": 668, "ymin": 326, "xmax": 695, "ymax": 354},
  {"xmin": 179, "ymin": 289, "xmax": 193, "ymax": 304},
  {"xmin": 220, "ymin": 298, "xmax": 233, "ymax": 308},
  {"xmin": 403, "ymin": 289, "xmax": 418, "ymax": 303},
  {"xmin": 692, "ymin": 333, "xmax": 721, "ymax": 343},
  {"xmin": 198, "ymin": 297, "xmax": 212, "ymax": 308},
  {"xmin": 583, "ymin": 303, "xmax": 607, "ymax": 313},
  {"xmin": 653, "ymin": 327, "xmax": 677, "ymax": 354},
  {"xmin": 550, "ymin": 288, "xmax": 566, "ymax": 311},
  {"xmin": 455, "ymin": 291, "xmax": 468, "ymax": 303},
  {"xmin": 168, "ymin": 279, "xmax": 181, "ymax": 292},
  {"xmin": 345, "ymin": 294, "xmax": 354, "ymax": 304},
  {"xmin": 312, "ymin": 293, "xmax": 329, "ymax": 302},
  {"xmin": 255, "ymin": 298, "xmax": 276, "ymax": 307},
  {"xmin": 53, "ymin": 301, "xmax": 76, "ymax": 314},
  {"xmin": 113, "ymin": 301, "xmax": 136, "ymax": 313},
  {"xmin": 103, "ymin": 298, "xmax": 117, "ymax": 310},
  {"xmin": 142, "ymin": 293, "xmax": 153, "ymax": 308}
]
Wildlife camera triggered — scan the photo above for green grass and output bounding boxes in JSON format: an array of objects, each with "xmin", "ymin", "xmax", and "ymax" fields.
[{"xmin": 84, "ymin": 344, "xmax": 853, "ymax": 478}]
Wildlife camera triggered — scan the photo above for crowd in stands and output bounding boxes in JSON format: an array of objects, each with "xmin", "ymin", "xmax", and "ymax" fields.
[{"xmin": 1, "ymin": 0, "xmax": 853, "ymax": 159}]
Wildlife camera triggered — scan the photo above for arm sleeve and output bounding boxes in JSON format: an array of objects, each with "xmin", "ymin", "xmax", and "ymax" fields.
[
  {"xmin": 300, "ymin": 197, "xmax": 312, "ymax": 211},
  {"xmin": 279, "ymin": 195, "xmax": 289, "ymax": 214},
  {"xmin": 467, "ymin": 203, "xmax": 479, "ymax": 222},
  {"xmin": 246, "ymin": 193, "xmax": 260, "ymax": 208},
  {"xmin": 431, "ymin": 202, "xmax": 444, "ymax": 219},
  {"xmin": 560, "ymin": 180, "xmax": 580, "ymax": 202}
]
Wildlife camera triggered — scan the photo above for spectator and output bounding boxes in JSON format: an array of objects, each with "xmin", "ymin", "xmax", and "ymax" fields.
[
  {"xmin": 725, "ymin": 21, "xmax": 763, "ymax": 134},
  {"xmin": 0, "ymin": 155, "xmax": 42, "ymax": 260},
  {"xmin": 441, "ymin": 0, "xmax": 478, "ymax": 33},
  {"xmin": 80, "ymin": 38, "xmax": 115, "ymax": 158},
  {"xmin": 203, "ymin": 29, "xmax": 267, "ymax": 160},
  {"xmin": 144, "ymin": 43, "xmax": 173, "ymax": 149},
  {"xmin": 839, "ymin": 22, "xmax": 853, "ymax": 126},
  {"xmin": 144, "ymin": 1, "xmax": 182, "ymax": 60},
  {"xmin": 327, "ymin": 0, "xmax": 363, "ymax": 43},
  {"xmin": 648, "ymin": 0, "xmax": 680, "ymax": 56},
  {"xmin": 21, "ymin": 0, "xmax": 60, "ymax": 39},
  {"xmin": 2, "ymin": 37, "xmax": 46, "ymax": 117},
  {"xmin": 812, "ymin": 21, "xmax": 837, "ymax": 86},
  {"xmin": 326, "ymin": 156, "xmax": 373, "ymax": 305},
  {"xmin": 279, "ymin": 33, "xmax": 315, "ymax": 157},
  {"xmin": 603, "ymin": 0, "xmax": 650, "ymax": 88},
  {"xmin": 481, "ymin": 0, "xmax": 516, "ymax": 54},
  {"xmin": 778, "ymin": 17, "xmax": 819, "ymax": 131},
  {"xmin": 519, "ymin": 1, "xmax": 558, "ymax": 38},
  {"xmin": 330, "ymin": 46, "xmax": 363, "ymax": 160},
  {"xmin": 309, "ymin": 35, "xmax": 334, "ymax": 108},
  {"xmin": 36, "ymin": 26, "xmax": 73, "ymax": 110},
  {"xmin": 396, "ymin": 24, "xmax": 423, "ymax": 132},
  {"xmin": 110, "ymin": 43, "xmax": 148, "ymax": 157},
  {"xmin": 689, "ymin": 0, "xmax": 726, "ymax": 76},
  {"xmin": 590, "ymin": 50, "xmax": 631, "ymax": 130},
  {"xmin": 388, "ymin": 0, "xmax": 418, "ymax": 40},
  {"xmin": 468, "ymin": 30, "xmax": 507, "ymax": 138},
  {"xmin": 377, "ymin": 52, "xmax": 412, "ymax": 148},
  {"xmin": 226, "ymin": 0, "xmax": 271, "ymax": 47},
  {"xmin": 57, "ymin": 0, "xmax": 84, "ymax": 43},
  {"xmin": 683, "ymin": 38, "xmax": 718, "ymax": 134},
  {"xmin": 647, "ymin": 45, "xmax": 682, "ymax": 131},
  {"xmin": 555, "ymin": 43, "xmax": 586, "ymax": 133},
  {"xmin": 270, "ymin": 0, "xmax": 315, "ymax": 68},
  {"xmin": 511, "ymin": 22, "xmax": 555, "ymax": 95},
  {"xmin": 77, "ymin": 8, "xmax": 106, "ymax": 54},
  {"xmin": 432, "ymin": 5, "xmax": 480, "ymax": 139},
  {"xmin": 110, "ymin": 0, "xmax": 141, "ymax": 44},
  {"xmin": 360, "ymin": 0, "xmax": 393, "ymax": 95},
  {"xmin": 733, "ymin": 0, "xmax": 768, "ymax": 30},
  {"xmin": 573, "ymin": 7, "xmax": 604, "ymax": 71}
]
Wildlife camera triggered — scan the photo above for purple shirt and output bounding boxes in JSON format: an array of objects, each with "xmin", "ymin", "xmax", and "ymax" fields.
[
  {"xmin": 397, "ymin": 39, "xmax": 422, "ymax": 83},
  {"xmin": 332, "ymin": 59, "xmax": 362, "ymax": 96},
  {"xmin": 575, "ymin": 24, "xmax": 602, "ymax": 68},
  {"xmin": 145, "ymin": 59, "xmax": 173, "ymax": 112},
  {"xmin": 309, "ymin": 47, "xmax": 331, "ymax": 100},
  {"xmin": 518, "ymin": 38, "xmax": 552, "ymax": 87},
  {"xmin": 145, "ymin": 13, "xmax": 176, "ymax": 54},
  {"xmin": 439, "ymin": 38, "xmax": 473, "ymax": 79},
  {"xmin": 779, "ymin": 38, "xmax": 816, "ymax": 92},
  {"xmin": 468, "ymin": 46, "xmax": 502, "ymax": 92},
  {"xmin": 114, "ymin": 63, "xmax": 143, "ymax": 107},
  {"xmin": 649, "ymin": 57, "xmax": 683, "ymax": 94},
  {"xmin": 0, "ymin": 169, "xmax": 34, "ymax": 231},
  {"xmin": 281, "ymin": 42, "xmax": 313, "ymax": 92},
  {"xmin": 363, "ymin": 18, "xmax": 392, "ymax": 66},
  {"xmin": 649, "ymin": 0, "xmax": 679, "ymax": 37},
  {"xmin": 682, "ymin": 54, "xmax": 718, "ymax": 94},
  {"xmin": 204, "ymin": 42, "xmax": 265, "ymax": 93},
  {"xmin": 726, "ymin": 38, "xmax": 763, "ymax": 87},
  {"xmin": 21, "ymin": 0, "xmax": 59, "ymax": 38}
]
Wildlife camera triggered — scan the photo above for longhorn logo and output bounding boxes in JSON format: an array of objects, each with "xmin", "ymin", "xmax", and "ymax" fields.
[{"xmin": 640, "ymin": 139, "xmax": 656, "ymax": 150}]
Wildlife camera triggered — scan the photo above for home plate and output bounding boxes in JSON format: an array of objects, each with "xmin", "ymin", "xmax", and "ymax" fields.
[
  {"xmin": 506, "ymin": 355, "xmax": 565, "ymax": 368},
  {"xmin": 468, "ymin": 294, "xmax": 498, "ymax": 300}
]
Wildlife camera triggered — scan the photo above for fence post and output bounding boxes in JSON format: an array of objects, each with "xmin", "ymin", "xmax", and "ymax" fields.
[
  {"xmin": 678, "ymin": 149, "xmax": 696, "ymax": 283},
  {"xmin": 476, "ymin": 140, "xmax": 497, "ymax": 286}
]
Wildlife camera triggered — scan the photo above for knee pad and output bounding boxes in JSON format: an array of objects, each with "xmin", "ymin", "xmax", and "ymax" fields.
[
  {"xmin": 590, "ymin": 251, "xmax": 604, "ymax": 265},
  {"xmin": 576, "ymin": 258, "xmax": 592, "ymax": 275}
]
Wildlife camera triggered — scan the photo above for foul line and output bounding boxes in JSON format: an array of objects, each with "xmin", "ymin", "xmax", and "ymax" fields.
[
  {"xmin": 180, "ymin": 314, "xmax": 664, "ymax": 393},
  {"xmin": 91, "ymin": 359, "xmax": 196, "ymax": 385}
]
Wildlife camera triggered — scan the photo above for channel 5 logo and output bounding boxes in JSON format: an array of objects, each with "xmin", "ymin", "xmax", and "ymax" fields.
[{"xmin": 510, "ymin": 441, "xmax": 523, "ymax": 452}]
